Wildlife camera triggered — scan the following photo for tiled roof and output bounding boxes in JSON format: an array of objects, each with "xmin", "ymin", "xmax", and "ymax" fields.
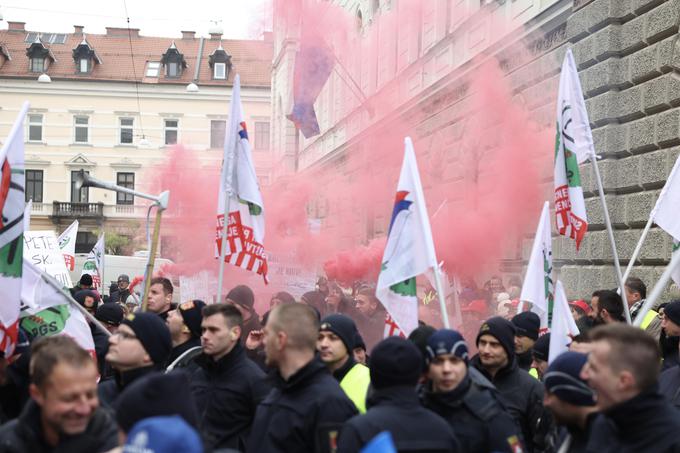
[{"xmin": 0, "ymin": 26, "xmax": 272, "ymax": 87}]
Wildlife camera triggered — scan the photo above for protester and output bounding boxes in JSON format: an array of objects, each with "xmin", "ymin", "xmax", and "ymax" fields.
[
  {"xmin": 421, "ymin": 329, "xmax": 525, "ymax": 453},
  {"xmin": 318, "ymin": 314, "xmax": 371, "ymax": 413},
  {"xmin": 93, "ymin": 303, "xmax": 124, "ymax": 379},
  {"xmin": 658, "ymin": 302, "xmax": 680, "ymax": 370},
  {"xmin": 470, "ymin": 317, "xmax": 546, "ymax": 452},
  {"xmin": 543, "ymin": 351, "xmax": 598, "ymax": 453},
  {"xmin": 0, "ymin": 337, "xmax": 30, "ymax": 424},
  {"xmin": 146, "ymin": 277, "xmax": 175, "ymax": 321},
  {"xmin": 269, "ymin": 291, "xmax": 295, "ymax": 308},
  {"xmin": 569, "ymin": 300, "xmax": 591, "ymax": 320},
  {"xmin": 165, "ymin": 299, "xmax": 205, "ymax": 371},
  {"xmin": 625, "ymin": 277, "xmax": 662, "ymax": 340},
  {"xmin": 115, "ymin": 372, "xmax": 199, "ymax": 440},
  {"xmin": 659, "ymin": 300, "xmax": 680, "ymax": 407},
  {"xmin": 530, "ymin": 333, "xmax": 550, "ymax": 380},
  {"xmin": 353, "ymin": 332, "xmax": 368, "ymax": 365},
  {"xmin": 70, "ymin": 273, "xmax": 94, "ymax": 297},
  {"xmin": 337, "ymin": 337, "xmax": 460, "ymax": 452},
  {"xmin": 95, "ymin": 303, "xmax": 124, "ymax": 334},
  {"xmin": 511, "ymin": 311, "xmax": 540, "ymax": 372},
  {"xmin": 300, "ymin": 290, "xmax": 326, "ymax": 315},
  {"xmin": 353, "ymin": 287, "xmax": 385, "ymax": 351},
  {"xmin": 74, "ymin": 289, "xmax": 100, "ymax": 316},
  {"xmin": 99, "ymin": 312, "xmax": 172, "ymax": 409},
  {"xmin": 0, "ymin": 336, "xmax": 117, "ymax": 452},
  {"xmin": 588, "ymin": 290, "xmax": 625, "ymax": 325},
  {"xmin": 324, "ymin": 282, "xmax": 355, "ymax": 316},
  {"xmin": 581, "ymin": 323, "xmax": 680, "ymax": 451},
  {"xmin": 225, "ymin": 284, "xmax": 262, "ymax": 344},
  {"xmin": 109, "ymin": 274, "xmax": 132, "ymax": 304},
  {"xmin": 122, "ymin": 416, "xmax": 202, "ymax": 453},
  {"xmin": 190, "ymin": 303, "xmax": 270, "ymax": 451},
  {"xmin": 248, "ymin": 303, "xmax": 357, "ymax": 452}
]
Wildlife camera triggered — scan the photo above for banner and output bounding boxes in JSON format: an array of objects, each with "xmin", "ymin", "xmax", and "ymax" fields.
[
  {"xmin": 58, "ymin": 220, "xmax": 79, "ymax": 272},
  {"xmin": 81, "ymin": 233, "xmax": 104, "ymax": 292},
  {"xmin": 549, "ymin": 280, "xmax": 580, "ymax": 363},
  {"xmin": 24, "ymin": 231, "xmax": 73, "ymax": 288}
]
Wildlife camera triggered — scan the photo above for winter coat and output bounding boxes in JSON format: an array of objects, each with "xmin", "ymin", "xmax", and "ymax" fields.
[
  {"xmin": 421, "ymin": 370, "xmax": 525, "ymax": 453},
  {"xmin": 97, "ymin": 366, "xmax": 156, "ymax": 410},
  {"xmin": 585, "ymin": 386, "xmax": 680, "ymax": 453},
  {"xmin": 338, "ymin": 385, "xmax": 460, "ymax": 453},
  {"xmin": 553, "ymin": 412, "xmax": 598, "ymax": 453},
  {"xmin": 659, "ymin": 364, "xmax": 680, "ymax": 409},
  {"xmin": 0, "ymin": 400, "xmax": 117, "ymax": 453},
  {"xmin": 189, "ymin": 343, "xmax": 270, "ymax": 451},
  {"xmin": 165, "ymin": 337, "xmax": 201, "ymax": 373},
  {"xmin": 247, "ymin": 357, "xmax": 357, "ymax": 453},
  {"xmin": 470, "ymin": 354, "xmax": 546, "ymax": 453}
]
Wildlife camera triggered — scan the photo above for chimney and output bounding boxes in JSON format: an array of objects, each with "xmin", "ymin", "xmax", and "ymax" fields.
[
  {"xmin": 74, "ymin": 25, "xmax": 84, "ymax": 35},
  {"xmin": 7, "ymin": 21, "xmax": 26, "ymax": 32},
  {"xmin": 106, "ymin": 27, "xmax": 139, "ymax": 38},
  {"xmin": 209, "ymin": 32, "xmax": 222, "ymax": 41},
  {"xmin": 181, "ymin": 30, "xmax": 195, "ymax": 40}
]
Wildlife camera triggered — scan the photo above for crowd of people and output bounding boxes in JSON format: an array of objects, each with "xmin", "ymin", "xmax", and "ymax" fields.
[{"xmin": 0, "ymin": 272, "xmax": 680, "ymax": 452}]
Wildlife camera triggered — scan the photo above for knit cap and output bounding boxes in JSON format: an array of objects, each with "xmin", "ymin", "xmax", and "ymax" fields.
[
  {"xmin": 121, "ymin": 312, "xmax": 172, "ymax": 366},
  {"xmin": 544, "ymin": 351, "xmax": 596, "ymax": 406}
]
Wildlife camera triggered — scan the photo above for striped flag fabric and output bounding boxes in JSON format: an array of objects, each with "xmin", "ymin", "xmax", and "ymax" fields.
[{"xmin": 58, "ymin": 220, "xmax": 79, "ymax": 272}]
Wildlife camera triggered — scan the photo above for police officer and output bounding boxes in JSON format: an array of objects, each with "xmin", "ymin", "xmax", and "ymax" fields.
[
  {"xmin": 421, "ymin": 329, "xmax": 525, "ymax": 453},
  {"xmin": 318, "ymin": 314, "xmax": 370, "ymax": 413}
]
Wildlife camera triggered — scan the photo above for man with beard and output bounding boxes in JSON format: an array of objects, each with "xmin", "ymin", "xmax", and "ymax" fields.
[{"xmin": 588, "ymin": 290, "xmax": 625, "ymax": 325}]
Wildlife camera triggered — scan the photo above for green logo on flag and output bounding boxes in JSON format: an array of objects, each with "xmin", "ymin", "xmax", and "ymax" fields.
[
  {"xmin": 390, "ymin": 277, "xmax": 416, "ymax": 297},
  {"xmin": 556, "ymin": 108, "xmax": 582, "ymax": 188},
  {"xmin": 21, "ymin": 305, "xmax": 70, "ymax": 338},
  {"xmin": 0, "ymin": 235, "xmax": 22, "ymax": 278}
]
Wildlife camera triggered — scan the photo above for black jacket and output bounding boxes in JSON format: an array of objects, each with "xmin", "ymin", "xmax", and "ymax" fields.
[
  {"xmin": 586, "ymin": 386, "xmax": 680, "ymax": 453},
  {"xmin": 247, "ymin": 357, "xmax": 357, "ymax": 453},
  {"xmin": 554, "ymin": 412, "xmax": 598, "ymax": 453},
  {"xmin": 338, "ymin": 385, "xmax": 460, "ymax": 453},
  {"xmin": 470, "ymin": 354, "xmax": 546, "ymax": 453},
  {"xmin": 659, "ymin": 365, "xmax": 680, "ymax": 409},
  {"xmin": 97, "ymin": 365, "xmax": 156, "ymax": 410},
  {"xmin": 190, "ymin": 343, "xmax": 270, "ymax": 451},
  {"xmin": 165, "ymin": 337, "xmax": 201, "ymax": 372},
  {"xmin": 517, "ymin": 350, "xmax": 533, "ymax": 371},
  {"xmin": 421, "ymin": 370, "xmax": 524, "ymax": 453},
  {"xmin": 0, "ymin": 400, "xmax": 117, "ymax": 453}
]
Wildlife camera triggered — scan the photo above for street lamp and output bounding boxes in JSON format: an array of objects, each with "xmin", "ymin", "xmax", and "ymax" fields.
[{"xmin": 73, "ymin": 170, "xmax": 170, "ymax": 312}]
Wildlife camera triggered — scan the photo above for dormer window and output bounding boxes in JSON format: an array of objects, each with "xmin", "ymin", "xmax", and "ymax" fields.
[
  {"xmin": 161, "ymin": 42, "xmax": 187, "ymax": 79},
  {"xmin": 72, "ymin": 37, "xmax": 101, "ymax": 74},
  {"xmin": 209, "ymin": 44, "xmax": 232, "ymax": 81},
  {"xmin": 26, "ymin": 38, "xmax": 55, "ymax": 73},
  {"xmin": 0, "ymin": 45, "xmax": 11, "ymax": 69}
]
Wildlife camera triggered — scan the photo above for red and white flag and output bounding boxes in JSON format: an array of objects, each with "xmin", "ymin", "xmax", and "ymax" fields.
[
  {"xmin": 383, "ymin": 313, "xmax": 406, "ymax": 339},
  {"xmin": 58, "ymin": 220, "xmax": 79, "ymax": 272},
  {"xmin": 215, "ymin": 74, "xmax": 268, "ymax": 282}
]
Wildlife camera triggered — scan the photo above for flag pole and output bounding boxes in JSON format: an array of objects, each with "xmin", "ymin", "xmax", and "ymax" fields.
[
  {"xmin": 432, "ymin": 265, "xmax": 451, "ymax": 329},
  {"xmin": 621, "ymin": 216, "xmax": 654, "ymax": 284},
  {"xmin": 590, "ymin": 157, "xmax": 632, "ymax": 324},
  {"xmin": 216, "ymin": 193, "xmax": 233, "ymax": 304},
  {"xmin": 632, "ymin": 249, "xmax": 680, "ymax": 327}
]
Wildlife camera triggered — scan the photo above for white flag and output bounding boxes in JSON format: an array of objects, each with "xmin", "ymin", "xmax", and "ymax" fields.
[
  {"xmin": 652, "ymin": 154, "xmax": 680, "ymax": 243},
  {"xmin": 554, "ymin": 48, "xmax": 589, "ymax": 250},
  {"xmin": 81, "ymin": 233, "xmax": 104, "ymax": 292},
  {"xmin": 23, "ymin": 200, "xmax": 31, "ymax": 231},
  {"xmin": 549, "ymin": 280, "xmax": 580, "ymax": 363},
  {"xmin": 0, "ymin": 101, "xmax": 29, "ymax": 357},
  {"xmin": 215, "ymin": 74, "xmax": 268, "ymax": 282},
  {"xmin": 20, "ymin": 260, "xmax": 94, "ymax": 352},
  {"xmin": 376, "ymin": 137, "xmax": 440, "ymax": 336},
  {"xmin": 520, "ymin": 201, "xmax": 554, "ymax": 329},
  {"xmin": 58, "ymin": 220, "xmax": 79, "ymax": 272}
]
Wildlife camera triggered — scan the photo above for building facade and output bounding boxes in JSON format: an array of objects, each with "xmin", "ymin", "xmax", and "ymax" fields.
[
  {"xmin": 271, "ymin": 0, "xmax": 680, "ymax": 299},
  {"xmin": 0, "ymin": 22, "xmax": 273, "ymax": 255}
]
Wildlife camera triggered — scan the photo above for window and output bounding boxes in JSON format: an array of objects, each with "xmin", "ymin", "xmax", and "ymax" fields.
[
  {"xmin": 70, "ymin": 170, "xmax": 89, "ymax": 203},
  {"xmin": 79, "ymin": 58, "xmax": 88, "ymax": 73},
  {"xmin": 119, "ymin": 118, "xmax": 134, "ymax": 144},
  {"xmin": 210, "ymin": 120, "xmax": 226, "ymax": 149},
  {"xmin": 166, "ymin": 61, "xmax": 179, "ymax": 78},
  {"xmin": 28, "ymin": 114, "xmax": 43, "ymax": 142},
  {"xmin": 30, "ymin": 57, "xmax": 44, "ymax": 73},
  {"xmin": 74, "ymin": 116, "xmax": 89, "ymax": 143},
  {"xmin": 75, "ymin": 231, "xmax": 97, "ymax": 254},
  {"xmin": 164, "ymin": 119, "xmax": 178, "ymax": 145},
  {"xmin": 146, "ymin": 62, "xmax": 161, "ymax": 77},
  {"xmin": 254, "ymin": 121, "xmax": 270, "ymax": 151},
  {"xmin": 25, "ymin": 170, "xmax": 43, "ymax": 203},
  {"xmin": 214, "ymin": 62, "xmax": 226, "ymax": 80},
  {"xmin": 116, "ymin": 172, "xmax": 135, "ymax": 205}
]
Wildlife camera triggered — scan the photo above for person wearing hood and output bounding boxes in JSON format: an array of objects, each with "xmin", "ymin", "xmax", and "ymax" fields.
[
  {"xmin": 470, "ymin": 316, "xmax": 546, "ymax": 452},
  {"xmin": 225, "ymin": 285, "xmax": 262, "ymax": 345},
  {"xmin": 511, "ymin": 311, "xmax": 540, "ymax": 374},
  {"xmin": 421, "ymin": 329, "xmax": 525, "ymax": 453}
]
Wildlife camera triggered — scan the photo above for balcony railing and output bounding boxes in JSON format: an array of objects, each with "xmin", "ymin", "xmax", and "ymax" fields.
[{"xmin": 52, "ymin": 202, "xmax": 104, "ymax": 218}]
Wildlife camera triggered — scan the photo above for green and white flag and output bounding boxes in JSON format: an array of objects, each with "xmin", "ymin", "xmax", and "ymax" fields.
[
  {"xmin": 0, "ymin": 102, "xmax": 29, "ymax": 356},
  {"xmin": 80, "ymin": 233, "xmax": 104, "ymax": 292},
  {"xmin": 549, "ymin": 280, "xmax": 580, "ymax": 363},
  {"xmin": 376, "ymin": 137, "xmax": 440, "ymax": 336},
  {"xmin": 554, "ymin": 48, "xmax": 589, "ymax": 250},
  {"xmin": 58, "ymin": 220, "xmax": 79, "ymax": 272},
  {"xmin": 520, "ymin": 201, "xmax": 554, "ymax": 329}
]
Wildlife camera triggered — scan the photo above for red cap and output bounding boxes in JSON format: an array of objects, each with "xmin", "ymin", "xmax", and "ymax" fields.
[{"xmin": 570, "ymin": 299, "xmax": 591, "ymax": 314}]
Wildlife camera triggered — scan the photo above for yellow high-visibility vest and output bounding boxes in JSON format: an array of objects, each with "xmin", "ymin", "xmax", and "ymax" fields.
[
  {"xmin": 340, "ymin": 363, "xmax": 371, "ymax": 414},
  {"xmin": 640, "ymin": 309, "xmax": 658, "ymax": 330}
]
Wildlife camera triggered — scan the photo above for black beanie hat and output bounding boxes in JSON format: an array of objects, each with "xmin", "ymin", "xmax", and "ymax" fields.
[
  {"xmin": 370, "ymin": 337, "xmax": 422, "ymax": 389},
  {"xmin": 532, "ymin": 333, "xmax": 551, "ymax": 362},
  {"xmin": 121, "ymin": 312, "xmax": 172, "ymax": 366},
  {"xmin": 664, "ymin": 300, "xmax": 680, "ymax": 326},
  {"xmin": 95, "ymin": 303, "xmax": 124, "ymax": 326},
  {"xmin": 226, "ymin": 285, "xmax": 255, "ymax": 311},
  {"xmin": 544, "ymin": 351, "xmax": 596, "ymax": 406},
  {"xmin": 178, "ymin": 300, "xmax": 206, "ymax": 339},
  {"xmin": 320, "ymin": 314, "xmax": 357, "ymax": 353},
  {"xmin": 426, "ymin": 329, "xmax": 469, "ymax": 365},
  {"xmin": 477, "ymin": 316, "xmax": 516, "ymax": 359},
  {"xmin": 512, "ymin": 311, "xmax": 541, "ymax": 341},
  {"xmin": 354, "ymin": 332, "xmax": 366, "ymax": 351},
  {"xmin": 115, "ymin": 372, "xmax": 199, "ymax": 433},
  {"xmin": 79, "ymin": 273, "xmax": 93, "ymax": 286}
]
